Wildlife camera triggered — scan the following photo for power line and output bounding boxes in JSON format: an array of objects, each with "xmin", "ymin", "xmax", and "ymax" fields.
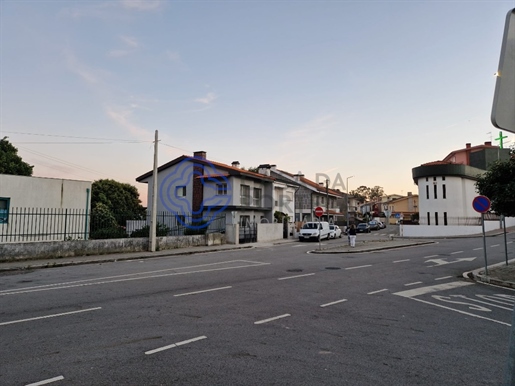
[{"xmin": 2, "ymin": 131, "xmax": 151, "ymax": 143}]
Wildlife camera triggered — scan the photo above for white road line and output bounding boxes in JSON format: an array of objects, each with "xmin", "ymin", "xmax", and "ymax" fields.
[
  {"xmin": 0, "ymin": 307, "xmax": 101, "ymax": 327},
  {"xmin": 491, "ymin": 244, "xmax": 500, "ymax": 248},
  {"xmin": 25, "ymin": 376, "xmax": 64, "ymax": 386},
  {"xmin": 393, "ymin": 259, "xmax": 410, "ymax": 263},
  {"xmin": 450, "ymin": 251, "xmax": 463, "ymax": 255},
  {"xmin": 0, "ymin": 261, "xmax": 269, "ymax": 296},
  {"xmin": 508, "ymin": 241, "xmax": 513, "ymax": 244},
  {"xmin": 174, "ymin": 286, "xmax": 232, "ymax": 297},
  {"xmin": 434, "ymin": 276, "xmax": 453, "ymax": 281},
  {"xmin": 145, "ymin": 336, "xmax": 207, "ymax": 355},
  {"xmin": 367, "ymin": 289, "xmax": 388, "ymax": 295},
  {"xmin": 423, "ymin": 255, "xmax": 439, "ymax": 259},
  {"xmin": 345, "ymin": 265, "xmax": 372, "ymax": 270},
  {"xmin": 473, "ymin": 247, "xmax": 483, "ymax": 251},
  {"xmin": 404, "ymin": 281, "xmax": 423, "ymax": 287},
  {"xmin": 394, "ymin": 281, "xmax": 474, "ymax": 298},
  {"xmin": 278, "ymin": 273, "xmax": 315, "ymax": 280},
  {"xmin": 292, "ymin": 244, "xmax": 309, "ymax": 248},
  {"xmin": 254, "ymin": 314, "xmax": 291, "ymax": 325},
  {"xmin": 320, "ymin": 299, "xmax": 347, "ymax": 308}
]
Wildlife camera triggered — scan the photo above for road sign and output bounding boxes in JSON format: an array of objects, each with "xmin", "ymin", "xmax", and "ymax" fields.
[
  {"xmin": 314, "ymin": 206, "xmax": 324, "ymax": 217},
  {"xmin": 472, "ymin": 195, "xmax": 491, "ymax": 213},
  {"xmin": 492, "ymin": 8, "xmax": 515, "ymax": 133}
]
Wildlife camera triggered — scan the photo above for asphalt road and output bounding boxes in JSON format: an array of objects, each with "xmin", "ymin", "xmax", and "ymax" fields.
[{"xmin": 1, "ymin": 231, "xmax": 515, "ymax": 385}]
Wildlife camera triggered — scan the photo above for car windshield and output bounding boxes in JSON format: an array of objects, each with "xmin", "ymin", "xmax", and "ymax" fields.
[
  {"xmin": 358, "ymin": 224, "xmax": 366, "ymax": 227},
  {"xmin": 302, "ymin": 223, "xmax": 318, "ymax": 229},
  {"xmin": 329, "ymin": 225, "xmax": 334, "ymax": 230}
]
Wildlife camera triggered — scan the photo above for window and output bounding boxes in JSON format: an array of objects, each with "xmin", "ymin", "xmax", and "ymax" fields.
[
  {"xmin": 253, "ymin": 188, "xmax": 261, "ymax": 207},
  {"xmin": 426, "ymin": 185, "xmax": 429, "ymax": 200},
  {"xmin": 426, "ymin": 177, "xmax": 428, "ymax": 182},
  {"xmin": 240, "ymin": 215, "xmax": 250, "ymax": 227},
  {"xmin": 0, "ymin": 197, "xmax": 10, "ymax": 224},
  {"xmin": 435, "ymin": 212, "xmax": 439, "ymax": 226},
  {"xmin": 427, "ymin": 212, "xmax": 430, "ymax": 226},
  {"xmin": 433, "ymin": 184, "xmax": 437, "ymax": 199},
  {"xmin": 217, "ymin": 183, "xmax": 227, "ymax": 195},
  {"xmin": 442, "ymin": 176, "xmax": 445, "ymax": 181},
  {"xmin": 442, "ymin": 184, "xmax": 446, "ymax": 199},
  {"xmin": 176, "ymin": 186, "xmax": 186, "ymax": 197},
  {"xmin": 444, "ymin": 212, "xmax": 448, "ymax": 226},
  {"xmin": 240, "ymin": 185, "xmax": 250, "ymax": 206},
  {"xmin": 433, "ymin": 177, "xmax": 437, "ymax": 181}
]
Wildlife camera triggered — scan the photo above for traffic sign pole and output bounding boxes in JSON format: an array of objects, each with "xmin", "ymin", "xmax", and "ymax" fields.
[{"xmin": 481, "ymin": 213, "xmax": 488, "ymax": 276}]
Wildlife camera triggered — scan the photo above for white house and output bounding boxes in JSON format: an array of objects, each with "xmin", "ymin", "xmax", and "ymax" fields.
[
  {"xmin": 406, "ymin": 142, "xmax": 514, "ymax": 237},
  {"xmin": 0, "ymin": 174, "xmax": 92, "ymax": 242}
]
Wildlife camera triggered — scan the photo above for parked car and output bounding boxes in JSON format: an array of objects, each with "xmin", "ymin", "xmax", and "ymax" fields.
[
  {"xmin": 378, "ymin": 221, "xmax": 386, "ymax": 229},
  {"xmin": 368, "ymin": 220, "xmax": 380, "ymax": 231},
  {"xmin": 356, "ymin": 223, "xmax": 371, "ymax": 233},
  {"xmin": 329, "ymin": 225, "xmax": 342, "ymax": 239}
]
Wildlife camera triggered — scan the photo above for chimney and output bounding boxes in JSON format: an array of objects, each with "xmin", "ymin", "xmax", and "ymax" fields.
[
  {"xmin": 466, "ymin": 143, "xmax": 471, "ymax": 149},
  {"xmin": 193, "ymin": 151, "xmax": 206, "ymax": 159},
  {"xmin": 231, "ymin": 161, "xmax": 240, "ymax": 168},
  {"xmin": 407, "ymin": 192, "xmax": 412, "ymax": 196},
  {"xmin": 293, "ymin": 172, "xmax": 304, "ymax": 182},
  {"xmin": 258, "ymin": 164, "xmax": 271, "ymax": 176},
  {"xmin": 270, "ymin": 164, "xmax": 277, "ymax": 171},
  {"xmin": 485, "ymin": 141, "xmax": 492, "ymax": 146}
]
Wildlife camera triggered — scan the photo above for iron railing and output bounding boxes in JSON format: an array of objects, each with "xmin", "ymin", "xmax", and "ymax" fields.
[{"xmin": 0, "ymin": 207, "xmax": 226, "ymax": 243}]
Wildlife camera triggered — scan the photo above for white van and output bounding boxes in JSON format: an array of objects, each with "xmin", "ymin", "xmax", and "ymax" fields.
[{"xmin": 299, "ymin": 221, "xmax": 330, "ymax": 241}]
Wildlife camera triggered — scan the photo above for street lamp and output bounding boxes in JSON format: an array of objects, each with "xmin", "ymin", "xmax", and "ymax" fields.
[
  {"xmin": 326, "ymin": 179, "xmax": 329, "ymax": 223},
  {"xmin": 346, "ymin": 175, "xmax": 354, "ymax": 228}
]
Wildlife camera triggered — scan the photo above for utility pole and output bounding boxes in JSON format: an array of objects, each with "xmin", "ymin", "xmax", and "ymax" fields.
[
  {"xmin": 149, "ymin": 130, "xmax": 158, "ymax": 252},
  {"xmin": 346, "ymin": 176, "xmax": 354, "ymax": 228},
  {"xmin": 326, "ymin": 179, "xmax": 329, "ymax": 223}
]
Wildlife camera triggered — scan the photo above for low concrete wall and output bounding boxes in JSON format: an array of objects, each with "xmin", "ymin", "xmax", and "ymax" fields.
[
  {"xmin": 0, "ymin": 233, "xmax": 225, "ymax": 262},
  {"xmin": 257, "ymin": 223, "xmax": 283, "ymax": 242},
  {"xmin": 401, "ymin": 217, "xmax": 515, "ymax": 237}
]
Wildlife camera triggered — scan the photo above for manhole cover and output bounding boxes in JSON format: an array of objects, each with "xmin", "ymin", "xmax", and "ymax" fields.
[
  {"xmin": 287, "ymin": 269, "xmax": 303, "ymax": 272},
  {"xmin": 325, "ymin": 267, "xmax": 341, "ymax": 270}
]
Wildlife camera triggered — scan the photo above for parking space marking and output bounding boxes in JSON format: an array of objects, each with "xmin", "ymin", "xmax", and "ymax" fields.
[
  {"xmin": 145, "ymin": 336, "xmax": 207, "ymax": 355},
  {"xmin": 278, "ymin": 273, "xmax": 315, "ymax": 281}
]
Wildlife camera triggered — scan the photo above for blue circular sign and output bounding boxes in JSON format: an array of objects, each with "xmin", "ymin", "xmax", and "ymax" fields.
[{"xmin": 472, "ymin": 195, "xmax": 491, "ymax": 213}]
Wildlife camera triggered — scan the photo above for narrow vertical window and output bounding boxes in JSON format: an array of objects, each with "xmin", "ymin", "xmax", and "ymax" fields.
[
  {"xmin": 435, "ymin": 212, "xmax": 439, "ymax": 226},
  {"xmin": 0, "ymin": 197, "xmax": 9, "ymax": 224},
  {"xmin": 442, "ymin": 184, "xmax": 446, "ymax": 199},
  {"xmin": 426, "ymin": 185, "xmax": 429, "ymax": 199},
  {"xmin": 444, "ymin": 212, "xmax": 448, "ymax": 226},
  {"xmin": 427, "ymin": 212, "xmax": 430, "ymax": 226},
  {"xmin": 434, "ymin": 185, "xmax": 437, "ymax": 199}
]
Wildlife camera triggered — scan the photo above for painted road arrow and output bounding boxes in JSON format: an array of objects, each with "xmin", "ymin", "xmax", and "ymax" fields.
[{"xmin": 426, "ymin": 257, "xmax": 477, "ymax": 267}]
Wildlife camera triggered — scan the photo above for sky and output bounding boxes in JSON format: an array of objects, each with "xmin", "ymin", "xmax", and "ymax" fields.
[{"xmin": 1, "ymin": 0, "xmax": 515, "ymax": 205}]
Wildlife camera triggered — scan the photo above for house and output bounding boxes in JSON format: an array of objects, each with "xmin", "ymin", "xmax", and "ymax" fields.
[
  {"xmin": 407, "ymin": 141, "xmax": 513, "ymax": 236},
  {"xmin": 385, "ymin": 193, "xmax": 419, "ymax": 224},
  {"xmin": 136, "ymin": 151, "xmax": 291, "ymax": 243},
  {"xmin": 257, "ymin": 166, "xmax": 345, "ymax": 224},
  {"xmin": 0, "ymin": 174, "xmax": 92, "ymax": 242}
]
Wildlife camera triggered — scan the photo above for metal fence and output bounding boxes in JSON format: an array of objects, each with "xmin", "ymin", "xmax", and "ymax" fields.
[
  {"xmin": 418, "ymin": 214, "xmax": 501, "ymax": 226},
  {"xmin": 0, "ymin": 207, "xmax": 226, "ymax": 243}
]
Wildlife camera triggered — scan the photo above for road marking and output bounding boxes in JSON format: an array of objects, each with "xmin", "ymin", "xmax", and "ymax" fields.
[
  {"xmin": 0, "ymin": 260, "xmax": 269, "ymax": 296},
  {"xmin": 450, "ymin": 251, "xmax": 463, "ymax": 255},
  {"xmin": 25, "ymin": 376, "xmax": 64, "ymax": 386},
  {"xmin": 320, "ymin": 299, "xmax": 347, "ymax": 308},
  {"xmin": 278, "ymin": 273, "xmax": 315, "ymax": 280},
  {"xmin": 491, "ymin": 244, "xmax": 500, "ymax": 248},
  {"xmin": 473, "ymin": 247, "xmax": 483, "ymax": 251},
  {"xmin": 426, "ymin": 257, "xmax": 476, "ymax": 267},
  {"xmin": 345, "ymin": 265, "xmax": 372, "ymax": 270},
  {"xmin": 393, "ymin": 259, "xmax": 410, "ymax": 263},
  {"xmin": 145, "ymin": 336, "xmax": 207, "ymax": 355},
  {"xmin": 367, "ymin": 289, "xmax": 388, "ymax": 295},
  {"xmin": 508, "ymin": 241, "xmax": 513, "ymax": 244},
  {"xmin": 254, "ymin": 314, "xmax": 291, "ymax": 325},
  {"xmin": 394, "ymin": 281, "xmax": 474, "ymax": 298},
  {"xmin": 292, "ymin": 245, "xmax": 309, "ymax": 248},
  {"xmin": 434, "ymin": 276, "xmax": 452, "ymax": 281},
  {"xmin": 404, "ymin": 281, "xmax": 423, "ymax": 286},
  {"xmin": 174, "ymin": 286, "xmax": 232, "ymax": 297},
  {"xmin": 450, "ymin": 295, "xmax": 513, "ymax": 311},
  {"xmin": 0, "ymin": 307, "xmax": 101, "ymax": 326},
  {"xmin": 423, "ymin": 255, "xmax": 439, "ymax": 259}
]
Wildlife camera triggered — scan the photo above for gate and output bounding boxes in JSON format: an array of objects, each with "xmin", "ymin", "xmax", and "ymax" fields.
[{"xmin": 239, "ymin": 222, "xmax": 257, "ymax": 244}]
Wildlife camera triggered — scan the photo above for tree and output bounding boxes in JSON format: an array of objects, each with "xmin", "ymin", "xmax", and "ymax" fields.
[
  {"xmin": 91, "ymin": 179, "xmax": 146, "ymax": 220},
  {"xmin": 0, "ymin": 137, "xmax": 33, "ymax": 176},
  {"xmin": 350, "ymin": 186, "xmax": 370, "ymax": 203},
  {"xmin": 475, "ymin": 159, "xmax": 515, "ymax": 217},
  {"xmin": 369, "ymin": 186, "xmax": 385, "ymax": 202}
]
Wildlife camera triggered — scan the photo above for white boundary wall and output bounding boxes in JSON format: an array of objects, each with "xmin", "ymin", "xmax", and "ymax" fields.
[
  {"xmin": 401, "ymin": 217, "xmax": 515, "ymax": 237},
  {"xmin": 257, "ymin": 223, "xmax": 283, "ymax": 242}
]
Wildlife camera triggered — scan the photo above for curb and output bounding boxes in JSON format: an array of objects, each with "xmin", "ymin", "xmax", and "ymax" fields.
[
  {"xmin": 310, "ymin": 241, "xmax": 436, "ymax": 254},
  {"xmin": 463, "ymin": 258, "xmax": 515, "ymax": 289}
]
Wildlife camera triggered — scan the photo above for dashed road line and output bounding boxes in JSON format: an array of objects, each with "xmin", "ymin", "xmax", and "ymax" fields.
[
  {"xmin": 434, "ymin": 276, "xmax": 452, "ymax": 281},
  {"xmin": 473, "ymin": 247, "xmax": 483, "ymax": 251},
  {"xmin": 278, "ymin": 273, "xmax": 315, "ymax": 281},
  {"xmin": 320, "ymin": 299, "xmax": 347, "ymax": 308},
  {"xmin": 25, "ymin": 376, "xmax": 64, "ymax": 386},
  {"xmin": 450, "ymin": 251, "xmax": 463, "ymax": 255},
  {"xmin": 423, "ymin": 255, "xmax": 439, "ymax": 259},
  {"xmin": 404, "ymin": 281, "xmax": 423, "ymax": 287},
  {"xmin": 145, "ymin": 336, "xmax": 207, "ymax": 355},
  {"xmin": 393, "ymin": 259, "xmax": 410, "ymax": 263},
  {"xmin": 345, "ymin": 265, "xmax": 372, "ymax": 270},
  {"xmin": 174, "ymin": 286, "xmax": 232, "ymax": 297},
  {"xmin": 367, "ymin": 289, "xmax": 388, "ymax": 295},
  {"xmin": 255, "ymin": 314, "xmax": 291, "ymax": 325},
  {"xmin": 0, "ymin": 307, "xmax": 102, "ymax": 326},
  {"xmin": 491, "ymin": 244, "xmax": 500, "ymax": 248}
]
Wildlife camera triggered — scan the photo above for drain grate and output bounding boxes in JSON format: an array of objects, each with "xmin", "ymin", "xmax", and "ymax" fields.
[{"xmin": 325, "ymin": 267, "xmax": 341, "ymax": 270}]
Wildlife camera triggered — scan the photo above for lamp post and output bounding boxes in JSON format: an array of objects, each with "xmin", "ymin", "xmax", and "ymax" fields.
[
  {"xmin": 346, "ymin": 175, "xmax": 354, "ymax": 228},
  {"xmin": 326, "ymin": 179, "xmax": 329, "ymax": 223}
]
